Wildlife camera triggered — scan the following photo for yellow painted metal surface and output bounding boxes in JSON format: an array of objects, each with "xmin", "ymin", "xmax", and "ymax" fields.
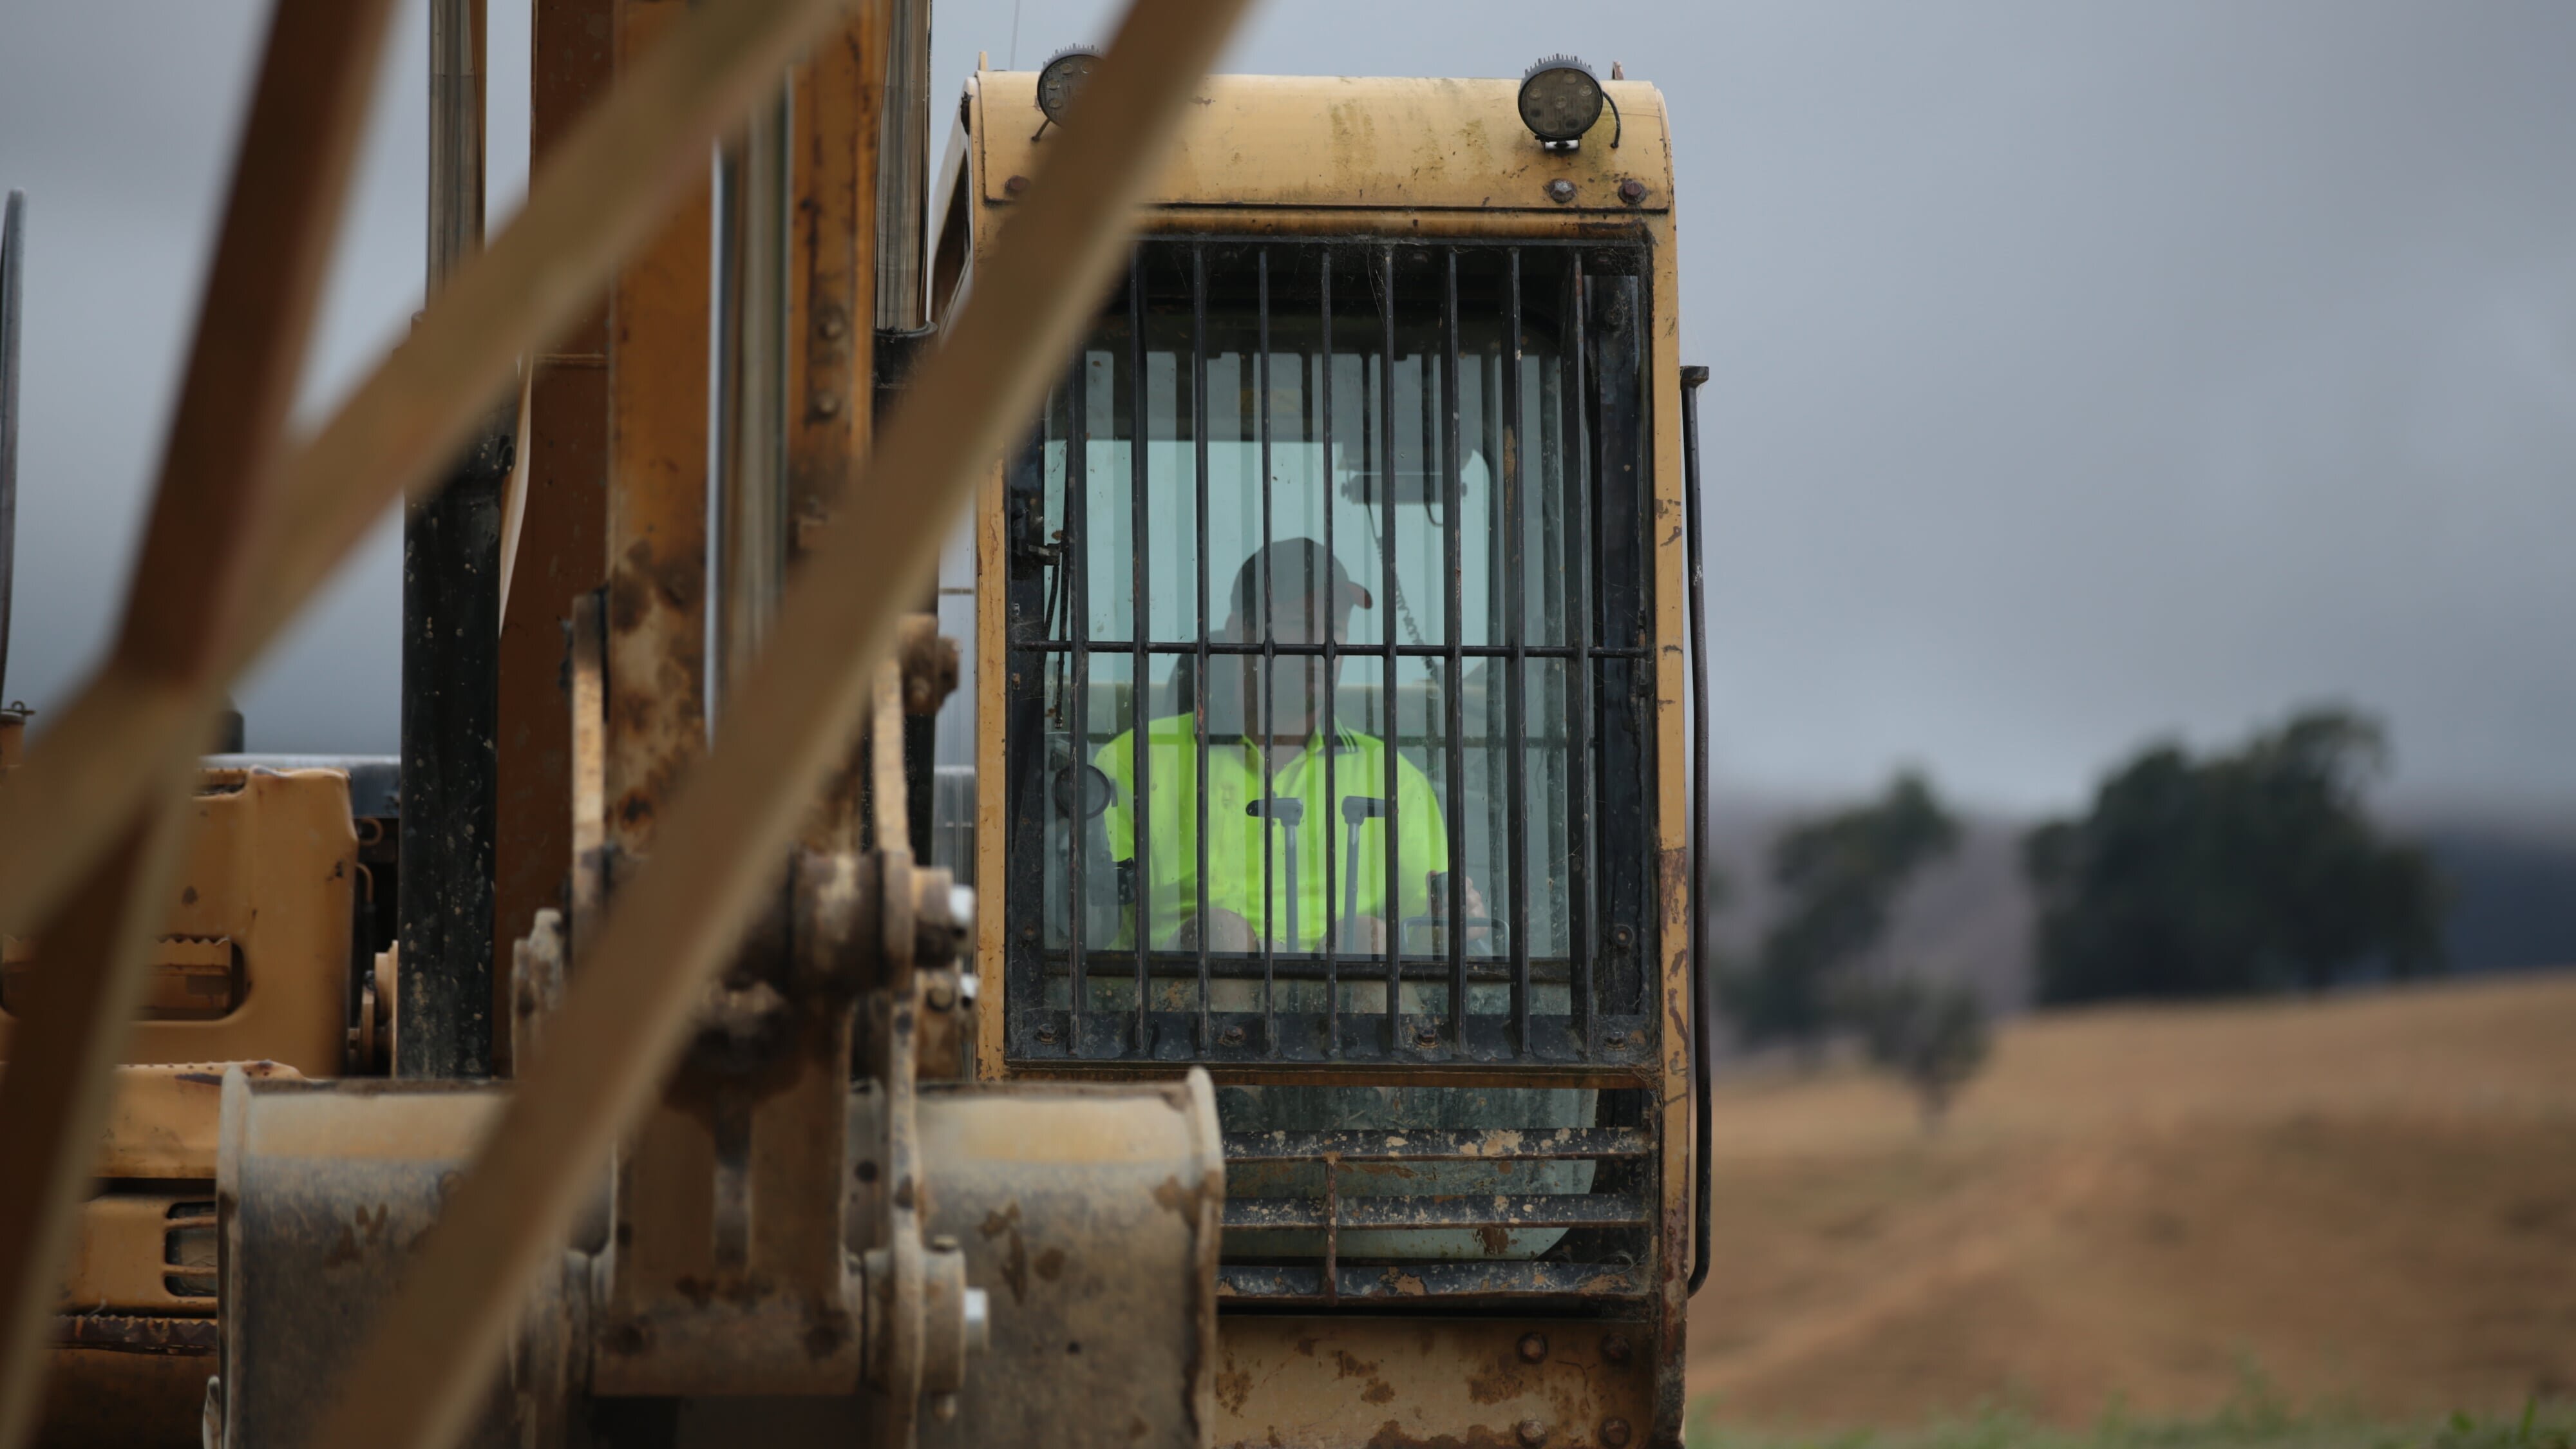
[
  {"xmin": 11, "ymin": 765, "xmax": 347, "ymax": 1449},
  {"xmin": 0, "ymin": 768, "xmax": 357, "ymax": 1079},
  {"xmin": 59, "ymin": 1195, "xmax": 213, "ymax": 1318},
  {"xmin": 958, "ymin": 66, "xmax": 1701, "ymax": 1441},
  {"xmin": 1215, "ymin": 1317, "xmax": 1654, "ymax": 1449},
  {"xmin": 30, "ymin": 1347, "xmax": 207, "ymax": 1449},
  {"xmin": 93, "ymin": 1062, "xmax": 302, "ymax": 1181},
  {"xmin": 1645, "ymin": 183, "xmax": 1696, "ymax": 1437},
  {"xmin": 974, "ymin": 72, "xmax": 1671, "ymax": 215}
]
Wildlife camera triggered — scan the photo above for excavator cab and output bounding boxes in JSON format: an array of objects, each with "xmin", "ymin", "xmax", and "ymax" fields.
[
  {"xmin": 5, "ymin": 24, "xmax": 1711, "ymax": 1449},
  {"xmin": 935, "ymin": 67, "xmax": 1705, "ymax": 1446}
]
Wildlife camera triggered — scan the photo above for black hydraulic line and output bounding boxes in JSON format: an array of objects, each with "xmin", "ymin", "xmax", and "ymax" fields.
[
  {"xmin": 398, "ymin": 0, "xmax": 502, "ymax": 1081},
  {"xmin": 397, "ymin": 412, "xmax": 507, "ymax": 1079},
  {"xmin": 1681, "ymin": 361, "xmax": 1714, "ymax": 1296}
]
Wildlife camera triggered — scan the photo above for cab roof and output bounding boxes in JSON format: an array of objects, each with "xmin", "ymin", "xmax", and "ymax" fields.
[{"xmin": 965, "ymin": 71, "xmax": 1672, "ymax": 215}]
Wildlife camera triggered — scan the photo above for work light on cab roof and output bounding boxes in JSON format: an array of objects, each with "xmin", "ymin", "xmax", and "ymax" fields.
[
  {"xmin": 1035, "ymin": 45, "xmax": 1102, "ymax": 128},
  {"xmin": 1519, "ymin": 53, "xmax": 1618, "ymax": 150}
]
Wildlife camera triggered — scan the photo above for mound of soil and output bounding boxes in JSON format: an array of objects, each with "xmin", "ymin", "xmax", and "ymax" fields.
[{"xmin": 1689, "ymin": 972, "xmax": 2576, "ymax": 1428}]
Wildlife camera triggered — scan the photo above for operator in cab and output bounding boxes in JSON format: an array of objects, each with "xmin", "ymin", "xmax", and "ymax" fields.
[
  {"xmin": 1091, "ymin": 538, "xmax": 1486, "ymax": 961},
  {"xmin": 1091, "ymin": 539, "xmax": 1579, "ymax": 1261}
]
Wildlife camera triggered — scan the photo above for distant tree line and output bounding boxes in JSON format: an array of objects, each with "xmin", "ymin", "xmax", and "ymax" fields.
[
  {"xmin": 1702, "ymin": 705, "xmax": 2448, "ymax": 1121},
  {"xmin": 2024, "ymin": 705, "xmax": 2446, "ymax": 1003}
]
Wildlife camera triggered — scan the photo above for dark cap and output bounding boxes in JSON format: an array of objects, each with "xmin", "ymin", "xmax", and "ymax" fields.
[{"xmin": 1226, "ymin": 538, "xmax": 1373, "ymax": 623}]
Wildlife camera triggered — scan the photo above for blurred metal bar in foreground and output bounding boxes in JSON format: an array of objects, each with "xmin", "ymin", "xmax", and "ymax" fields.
[
  {"xmin": 0, "ymin": 1, "xmax": 401, "ymax": 1444},
  {"xmin": 299, "ymin": 1, "xmax": 1256, "ymax": 1444},
  {"xmin": 873, "ymin": 0, "xmax": 930, "ymax": 331},
  {"xmin": 0, "ymin": 0, "xmax": 864, "ymax": 958}
]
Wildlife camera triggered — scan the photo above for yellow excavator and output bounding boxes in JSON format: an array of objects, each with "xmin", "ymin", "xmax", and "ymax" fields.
[{"xmin": 1, "ymin": 4, "xmax": 1714, "ymax": 1447}]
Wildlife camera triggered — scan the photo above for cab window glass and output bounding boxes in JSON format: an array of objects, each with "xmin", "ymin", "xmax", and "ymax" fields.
[{"xmin": 1003, "ymin": 239, "xmax": 1651, "ymax": 1066}]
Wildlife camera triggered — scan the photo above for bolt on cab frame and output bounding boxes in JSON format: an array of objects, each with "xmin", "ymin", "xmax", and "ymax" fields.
[{"xmin": 935, "ymin": 69, "xmax": 1702, "ymax": 1448}]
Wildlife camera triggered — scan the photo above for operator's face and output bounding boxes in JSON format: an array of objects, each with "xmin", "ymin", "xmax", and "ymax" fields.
[
  {"xmin": 1237, "ymin": 587, "xmax": 1351, "ymax": 739},
  {"xmin": 1270, "ymin": 587, "xmax": 1343, "ymax": 648}
]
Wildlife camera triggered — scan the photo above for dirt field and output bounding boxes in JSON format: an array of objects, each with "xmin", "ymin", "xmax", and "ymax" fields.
[{"xmin": 1689, "ymin": 971, "xmax": 2576, "ymax": 1430}]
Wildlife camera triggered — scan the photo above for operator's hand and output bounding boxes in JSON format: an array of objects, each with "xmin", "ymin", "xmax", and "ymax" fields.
[
  {"xmin": 1340, "ymin": 914, "xmax": 1388, "ymax": 954},
  {"xmin": 1463, "ymin": 876, "xmax": 1491, "ymax": 943},
  {"xmin": 1170, "ymin": 908, "xmax": 1255, "ymax": 952}
]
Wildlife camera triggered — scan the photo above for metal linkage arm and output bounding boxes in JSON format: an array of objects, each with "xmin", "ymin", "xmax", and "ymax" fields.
[{"xmin": 301, "ymin": 2, "xmax": 1255, "ymax": 1447}]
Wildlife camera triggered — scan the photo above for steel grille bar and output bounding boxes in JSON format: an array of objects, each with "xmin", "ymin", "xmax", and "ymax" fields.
[
  {"xmin": 1193, "ymin": 243, "xmax": 1213, "ymax": 1052},
  {"xmin": 1227, "ymin": 1193, "xmax": 1647, "ymax": 1232},
  {"xmin": 1223, "ymin": 1125, "xmax": 1651, "ymax": 1163},
  {"xmin": 1504, "ymin": 247, "xmax": 1531, "ymax": 1053},
  {"xmin": 1217, "ymin": 1262, "xmax": 1649, "ymax": 1303},
  {"xmin": 1319, "ymin": 253, "xmax": 1340, "ymax": 1056},
  {"xmin": 1068, "ymin": 321, "xmax": 1091, "ymax": 1046},
  {"xmin": 1376, "ymin": 245, "xmax": 1401, "ymax": 1050},
  {"xmin": 1256, "ymin": 245, "xmax": 1277, "ymax": 1054},
  {"xmin": 1128, "ymin": 251, "xmax": 1151, "ymax": 1048},
  {"xmin": 1567, "ymin": 252, "xmax": 1595, "ymax": 1057},
  {"xmin": 1074, "ymin": 952, "xmax": 1578, "ymax": 981},
  {"xmin": 1014, "ymin": 639, "xmax": 1640, "ymax": 658},
  {"xmin": 1440, "ymin": 248, "xmax": 1467, "ymax": 1051}
]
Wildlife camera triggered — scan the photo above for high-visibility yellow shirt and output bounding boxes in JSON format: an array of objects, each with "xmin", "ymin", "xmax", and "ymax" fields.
[{"xmin": 1094, "ymin": 715, "xmax": 1450, "ymax": 951}]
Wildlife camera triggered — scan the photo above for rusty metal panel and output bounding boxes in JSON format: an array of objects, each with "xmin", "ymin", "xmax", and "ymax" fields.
[
  {"xmin": 786, "ymin": 6, "xmax": 886, "ymax": 548},
  {"xmin": 784, "ymin": 4, "xmax": 891, "ymax": 854},
  {"xmin": 91, "ymin": 1063, "xmax": 299, "ymax": 1182},
  {"xmin": 897, "ymin": 1075, "xmax": 1224, "ymax": 1449},
  {"xmin": 495, "ymin": 0, "xmax": 613, "ymax": 1075},
  {"xmin": 214, "ymin": 1074, "xmax": 578, "ymax": 1449},
  {"xmin": 1214, "ymin": 1317, "xmax": 1655, "ymax": 1449},
  {"xmin": 974, "ymin": 74, "xmax": 1672, "ymax": 216},
  {"xmin": 603, "ymin": 0, "xmax": 711, "ymax": 865},
  {"xmin": 1642, "ymin": 209, "xmax": 1693, "ymax": 1442},
  {"xmin": 497, "ymin": 348, "xmax": 605, "ymax": 1066},
  {"xmin": 0, "ymin": 769, "xmax": 356, "ymax": 1079}
]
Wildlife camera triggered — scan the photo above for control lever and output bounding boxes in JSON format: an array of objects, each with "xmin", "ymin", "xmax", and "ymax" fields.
[
  {"xmin": 1339, "ymin": 795, "xmax": 1387, "ymax": 954},
  {"xmin": 1245, "ymin": 795, "xmax": 1303, "ymax": 947}
]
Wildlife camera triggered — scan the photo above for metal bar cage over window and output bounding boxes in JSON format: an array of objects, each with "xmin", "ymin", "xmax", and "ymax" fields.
[{"xmin": 1001, "ymin": 237, "xmax": 1655, "ymax": 1072}]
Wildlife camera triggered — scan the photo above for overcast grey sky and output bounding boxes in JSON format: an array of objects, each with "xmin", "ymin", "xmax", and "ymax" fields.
[{"xmin": 2, "ymin": 1, "xmax": 2571, "ymax": 817}]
